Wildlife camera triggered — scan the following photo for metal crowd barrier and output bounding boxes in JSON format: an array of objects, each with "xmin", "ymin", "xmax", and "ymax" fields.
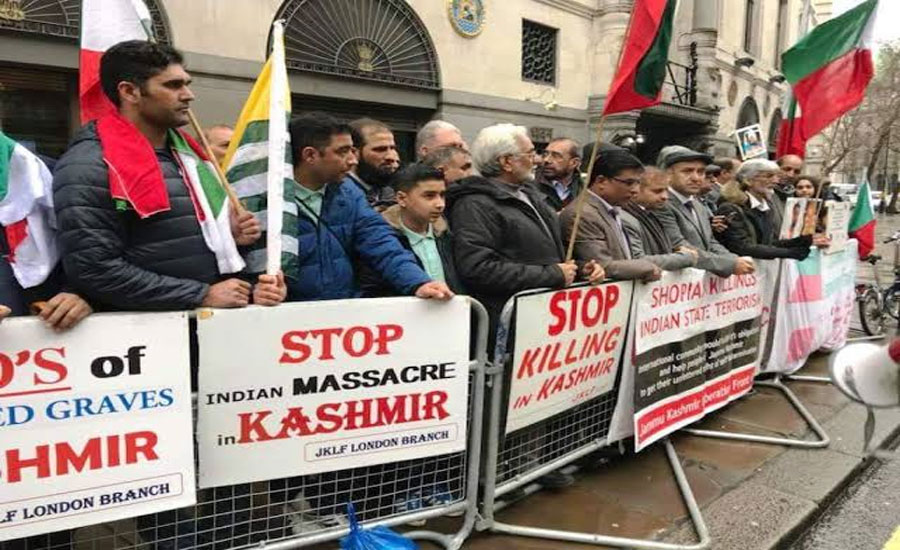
[
  {"xmin": 477, "ymin": 286, "xmax": 710, "ymax": 550},
  {"xmin": 1, "ymin": 298, "xmax": 490, "ymax": 550}
]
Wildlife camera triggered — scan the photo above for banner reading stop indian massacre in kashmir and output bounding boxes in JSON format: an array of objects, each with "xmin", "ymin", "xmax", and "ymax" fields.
[
  {"xmin": 196, "ymin": 298, "xmax": 470, "ymax": 488},
  {"xmin": 505, "ymin": 281, "xmax": 634, "ymax": 433},
  {"xmin": 0, "ymin": 312, "xmax": 195, "ymax": 541},
  {"xmin": 632, "ymin": 269, "xmax": 763, "ymax": 451}
]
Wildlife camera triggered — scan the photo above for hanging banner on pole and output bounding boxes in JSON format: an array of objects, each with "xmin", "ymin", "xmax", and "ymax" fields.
[
  {"xmin": 0, "ymin": 313, "xmax": 195, "ymax": 541},
  {"xmin": 196, "ymin": 298, "xmax": 470, "ymax": 488},
  {"xmin": 505, "ymin": 282, "xmax": 634, "ymax": 433},
  {"xmin": 632, "ymin": 269, "xmax": 763, "ymax": 451}
]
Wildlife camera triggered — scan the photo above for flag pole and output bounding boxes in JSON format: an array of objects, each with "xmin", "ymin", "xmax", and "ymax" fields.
[{"xmin": 565, "ymin": 9, "xmax": 636, "ymax": 262}]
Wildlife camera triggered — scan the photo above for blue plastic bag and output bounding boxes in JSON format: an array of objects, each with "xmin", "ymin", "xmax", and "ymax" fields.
[{"xmin": 339, "ymin": 503, "xmax": 419, "ymax": 550}]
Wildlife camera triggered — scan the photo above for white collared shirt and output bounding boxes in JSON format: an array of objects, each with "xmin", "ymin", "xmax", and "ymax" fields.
[
  {"xmin": 669, "ymin": 187, "xmax": 701, "ymax": 226},
  {"xmin": 748, "ymin": 193, "xmax": 770, "ymax": 212}
]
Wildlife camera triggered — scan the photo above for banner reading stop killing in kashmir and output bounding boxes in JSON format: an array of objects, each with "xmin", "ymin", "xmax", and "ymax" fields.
[
  {"xmin": 196, "ymin": 298, "xmax": 470, "ymax": 488},
  {"xmin": 505, "ymin": 281, "xmax": 634, "ymax": 433},
  {"xmin": 632, "ymin": 269, "xmax": 763, "ymax": 451},
  {"xmin": 0, "ymin": 312, "xmax": 195, "ymax": 541}
]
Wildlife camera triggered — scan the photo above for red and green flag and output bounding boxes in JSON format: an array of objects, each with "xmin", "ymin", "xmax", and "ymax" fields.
[
  {"xmin": 778, "ymin": 0, "xmax": 880, "ymax": 156},
  {"xmin": 849, "ymin": 180, "xmax": 876, "ymax": 259},
  {"xmin": 603, "ymin": 0, "xmax": 678, "ymax": 115}
]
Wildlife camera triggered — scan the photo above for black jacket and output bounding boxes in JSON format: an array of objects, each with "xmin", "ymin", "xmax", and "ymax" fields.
[
  {"xmin": 532, "ymin": 168, "xmax": 584, "ymax": 212},
  {"xmin": 446, "ymin": 175, "xmax": 566, "ymax": 332},
  {"xmin": 1, "ymin": 231, "xmax": 65, "ymax": 316},
  {"xmin": 53, "ymin": 122, "xmax": 222, "ymax": 311},
  {"xmin": 715, "ymin": 186, "xmax": 811, "ymax": 261},
  {"xmin": 358, "ymin": 205, "xmax": 465, "ymax": 297}
]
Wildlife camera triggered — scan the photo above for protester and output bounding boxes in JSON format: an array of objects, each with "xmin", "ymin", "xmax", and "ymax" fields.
[
  {"xmin": 700, "ymin": 163, "xmax": 722, "ymax": 210},
  {"xmin": 794, "ymin": 175, "xmax": 821, "ymax": 199},
  {"xmin": 620, "ymin": 167, "xmax": 699, "ymax": 271},
  {"xmin": 560, "ymin": 146, "xmax": 661, "ymax": 281},
  {"xmin": 715, "ymin": 159, "xmax": 813, "ymax": 260},
  {"xmin": 285, "ymin": 111, "xmax": 453, "ymax": 302},
  {"xmin": 773, "ymin": 154, "xmax": 804, "ymax": 229},
  {"xmin": 416, "ymin": 119, "xmax": 467, "ymax": 159},
  {"xmin": 534, "ymin": 137, "xmax": 583, "ymax": 211},
  {"xmin": 347, "ymin": 118, "xmax": 400, "ymax": 211},
  {"xmin": 53, "ymin": 40, "xmax": 279, "ymax": 311},
  {"xmin": 713, "ymin": 157, "xmax": 740, "ymax": 187},
  {"xmin": 202, "ymin": 124, "xmax": 233, "ymax": 166},
  {"xmin": 654, "ymin": 145, "xmax": 755, "ymax": 277},
  {"xmin": 360, "ymin": 164, "xmax": 464, "ymax": 296},
  {"xmin": 421, "ymin": 145, "xmax": 474, "ymax": 184}
]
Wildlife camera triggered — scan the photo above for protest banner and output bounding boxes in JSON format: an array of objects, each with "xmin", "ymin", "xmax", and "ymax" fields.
[
  {"xmin": 632, "ymin": 269, "xmax": 763, "ymax": 451},
  {"xmin": 780, "ymin": 198, "xmax": 819, "ymax": 240},
  {"xmin": 824, "ymin": 200, "xmax": 851, "ymax": 254},
  {"xmin": 196, "ymin": 298, "xmax": 470, "ymax": 487},
  {"xmin": 0, "ymin": 313, "xmax": 195, "ymax": 541},
  {"xmin": 735, "ymin": 124, "xmax": 767, "ymax": 160},
  {"xmin": 504, "ymin": 282, "xmax": 634, "ymax": 433}
]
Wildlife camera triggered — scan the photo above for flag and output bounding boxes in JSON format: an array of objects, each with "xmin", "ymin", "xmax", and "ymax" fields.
[
  {"xmin": 224, "ymin": 21, "xmax": 296, "ymax": 278},
  {"xmin": 602, "ymin": 0, "xmax": 678, "ymax": 115},
  {"xmin": 775, "ymin": 95, "xmax": 806, "ymax": 158},
  {"xmin": 849, "ymin": 180, "xmax": 876, "ymax": 258},
  {"xmin": 80, "ymin": 0, "xmax": 154, "ymax": 123},
  {"xmin": 0, "ymin": 132, "xmax": 59, "ymax": 288},
  {"xmin": 781, "ymin": 0, "xmax": 880, "ymax": 147}
]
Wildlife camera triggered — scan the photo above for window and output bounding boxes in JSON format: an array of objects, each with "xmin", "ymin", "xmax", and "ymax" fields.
[
  {"xmin": 743, "ymin": 0, "xmax": 759, "ymax": 55},
  {"xmin": 774, "ymin": 0, "xmax": 789, "ymax": 68},
  {"xmin": 522, "ymin": 20, "xmax": 557, "ymax": 85}
]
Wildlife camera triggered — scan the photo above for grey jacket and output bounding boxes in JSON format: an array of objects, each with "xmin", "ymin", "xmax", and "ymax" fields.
[
  {"xmin": 559, "ymin": 193, "xmax": 658, "ymax": 281},
  {"xmin": 656, "ymin": 194, "xmax": 737, "ymax": 278},
  {"xmin": 620, "ymin": 209, "xmax": 695, "ymax": 271}
]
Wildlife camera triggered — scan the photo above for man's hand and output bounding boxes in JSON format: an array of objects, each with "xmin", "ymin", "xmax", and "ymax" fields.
[
  {"xmin": 557, "ymin": 261, "xmax": 578, "ymax": 286},
  {"xmin": 0, "ymin": 304, "xmax": 10, "ymax": 324},
  {"xmin": 231, "ymin": 208, "xmax": 262, "ymax": 246},
  {"xmin": 253, "ymin": 271, "xmax": 287, "ymax": 306},
  {"xmin": 415, "ymin": 281, "xmax": 454, "ymax": 301},
  {"xmin": 813, "ymin": 233, "xmax": 831, "ymax": 248},
  {"xmin": 38, "ymin": 293, "xmax": 93, "ymax": 331},
  {"xmin": 676, "ymin": 245, "xmax": 699, "ymax": 265},
  {"xmin": 734, "ymin": 256, "xmax": 756, "ymax": 275},
  {"xmin": 643, "ymin": 265, "xmax": 663, "ymax": 282},
  {"xmin": 201, "ymin": 279, "xmax": 252, "ymax": 308},
  {"xmin": 581, "ymin": 260, "xmax": 605, "ymax": 285},
  {"xmin": 710, "ymin": 215, "xmax": 729, "ymax": 233}
]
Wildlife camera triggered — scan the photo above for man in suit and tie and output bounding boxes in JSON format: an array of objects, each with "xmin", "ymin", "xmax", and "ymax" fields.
[
  {"xmin": 560, "ymin": 147, "xmax": 661, "ymax": 281},
  {"xmin": 654, "ymin": 146, "xmax": 755, "ymax": 277}
]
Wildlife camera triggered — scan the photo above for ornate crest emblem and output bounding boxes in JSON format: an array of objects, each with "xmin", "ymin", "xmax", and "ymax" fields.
[
  {"xmin": 0, "ymin": 0, "xmax": 25, "ymax": 21},
  {"xmin": 448, "ymin": 0, "xmax": 485, "ymax": 38},
  {"xmin": 356, "ymin": 41, "xmax": 375, "ymax": 72}
]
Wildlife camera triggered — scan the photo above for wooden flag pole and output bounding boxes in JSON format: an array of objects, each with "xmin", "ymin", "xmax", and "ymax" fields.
[
  {"xmin": 187, "ymin": 109, "xmax": 244, "ymax": 212},
  {"xmin": 565, "ymin": 115, "xmax": 609, "ymax": 261}
]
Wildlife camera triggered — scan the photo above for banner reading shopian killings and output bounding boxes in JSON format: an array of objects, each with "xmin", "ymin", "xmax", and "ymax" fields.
[
  {"xmin": 632, "ymin": 269, "xmax": 763, "ymax": 451},
  {"xmin": 505, "ymin": 282, "xmax": 633, "ymax": 433},
  {"xmin": 0, "ymin": 313, "xmax": 195, "ymax": 541},
  {"xmin": 196, "ymin": 298, "xmax": 470, "ymax": 488}
]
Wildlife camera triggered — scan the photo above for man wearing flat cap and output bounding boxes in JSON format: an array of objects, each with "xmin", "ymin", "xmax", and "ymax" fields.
[{"xmin": 654, "ymin": 146, "xmax": 755, "ymax": 277}]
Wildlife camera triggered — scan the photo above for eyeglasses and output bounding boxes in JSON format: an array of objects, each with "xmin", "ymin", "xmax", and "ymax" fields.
[{"xmin": 610, "ymin": 176, "xmax": 641, "ymax": 186}]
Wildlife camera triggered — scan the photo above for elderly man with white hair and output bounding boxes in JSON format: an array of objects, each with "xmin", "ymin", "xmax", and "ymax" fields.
[
  {"xmin": 416, "ymin": 120, "xmax": 468, "ymax": 159},
  {"xmin": 714, "ymin": 158, "xmax": 813, "ymax": 260}
]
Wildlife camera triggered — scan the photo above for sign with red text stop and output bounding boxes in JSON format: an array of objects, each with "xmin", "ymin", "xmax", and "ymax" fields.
[
  {"xmin": 195, "ymin": 298, "xmax": 470, "ymax": 487},
  {"xmin": 505, "ymin": 282, "xmax": 634, "ymax": 433}
]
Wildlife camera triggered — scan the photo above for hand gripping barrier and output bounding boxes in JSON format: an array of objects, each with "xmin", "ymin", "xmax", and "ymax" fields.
[
  {"xmin": 476, "ymin": 286, "xmax": 710, "ymax": 550},
  {"xmin": 1, "ymin": 298, "xmax": 489, "ymax": 550}
]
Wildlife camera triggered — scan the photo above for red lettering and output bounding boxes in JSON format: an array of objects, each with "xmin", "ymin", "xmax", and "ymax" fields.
[
  {"xmin": 343, "ymin": 327, "xmax": 373, "ymax": 358},
  {"xmin": 124, "ymin": 431, "xmax": 158, "ymax": 463},
  {"xmin": 238, "ymin": 410, "xmax": 276, "ymax": 442},
  {"xmin": 33, "ymin": 348, "xmax": 67, "ymax": 386},
  {"xmin": 547, "ymin": 291, "xmax": 567, "ymax": 336},
  {"xmin": 279, "ymin": 331, "xmax": 311, "ymax": 364},
  {"xmin": 375, "ymin": 324, "xmax": 404, "ymax": 354}
]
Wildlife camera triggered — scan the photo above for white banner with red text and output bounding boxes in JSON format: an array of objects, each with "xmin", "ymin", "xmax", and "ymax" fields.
[
  {"xmin": 505, "ymin": 282, "xmax": 634, "ymax": 433},
  {"xmin": 0, "ymin": 313, "xmax": 195, "ymax": 541},
  {"xmin": 195, "ymin": 298, "xmax": 471, "ymax": 488}
]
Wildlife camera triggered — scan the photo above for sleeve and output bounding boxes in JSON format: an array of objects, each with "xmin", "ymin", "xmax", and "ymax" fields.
[
  {"xmin": 651, "ymin": 206, "xmax": 688, "ymax": 249},
  {"xmin": 350, "ymin": 192, "xmax": 431, "ymax": 295},
  {"xmin": 53, "ymin": 155, "xmax": 209, "ymax": 310},
  {"xmin": 714, "ymin": 204, "xmax": 808, "ymax": 261},
  {"xmin": 561, "ymin": 207, "xmax": 656, "ymax": 280},
  {"xmin": 451, "ymin": 197, "xmax": 565, "ymax": 293}
]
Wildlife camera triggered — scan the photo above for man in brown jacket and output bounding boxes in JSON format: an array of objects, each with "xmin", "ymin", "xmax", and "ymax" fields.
[{"xmin": 561, "ymin": 147, "xmax": 661, "ymax": 282}]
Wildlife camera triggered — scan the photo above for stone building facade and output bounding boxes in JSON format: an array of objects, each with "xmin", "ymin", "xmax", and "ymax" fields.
[{"xmin": 0, "ymin": 0, "xmax": 827, "ymax": 163}]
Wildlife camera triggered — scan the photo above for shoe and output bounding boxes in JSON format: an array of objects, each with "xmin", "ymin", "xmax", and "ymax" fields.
[
  {"xmin": 537, "ymin": 470, "xmax": 575, "ymax": 489},
  {"xmin": 394, "ymin": 491, "xmax": 426, "ymax": 526}
]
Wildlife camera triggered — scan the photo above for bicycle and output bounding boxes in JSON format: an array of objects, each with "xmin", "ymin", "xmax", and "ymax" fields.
[{"xmin": 856, "ymin": 230, "xmax": 900, "ymax": 336}]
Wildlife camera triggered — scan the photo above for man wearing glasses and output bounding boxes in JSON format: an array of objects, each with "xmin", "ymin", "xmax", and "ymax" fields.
[
  {"xmin": 534, "ymin": 137, "xmax": 584, "ymax": 211},
  {"xmin": 560, "ymin": 147, "xmax": 662, "ymax": 281}
]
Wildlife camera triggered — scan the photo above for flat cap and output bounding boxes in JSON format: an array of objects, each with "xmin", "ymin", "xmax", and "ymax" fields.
[{"xmin": 657, "ymin": 145, "xmax": 713, "ymax": 169}]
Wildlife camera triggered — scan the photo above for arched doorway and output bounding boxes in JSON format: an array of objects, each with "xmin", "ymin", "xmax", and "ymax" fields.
[
  {"xmin": 274, "ymin": 0, "xmax": 441, "ymax": 161},
  {"xmin": 737, "ymin": 97, "xmax": 761, "ymax": 129},
  {"xmin": 0, "ymin": 0, "xmax": 171, "ymax": 157},
  {"xmin": 768, "ymin": 108, "xmax": 783, "ymax": 154}
]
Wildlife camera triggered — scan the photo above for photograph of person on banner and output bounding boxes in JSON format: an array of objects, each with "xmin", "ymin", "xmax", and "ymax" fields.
[{"xmin": 735, "ymin": 124, "xmax": 767, "ymax": 161}]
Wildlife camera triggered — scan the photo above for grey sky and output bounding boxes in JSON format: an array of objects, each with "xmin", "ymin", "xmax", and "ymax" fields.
[{"xmin": 834, "ymin": 0, "xmax": 900, "ymax": 44}]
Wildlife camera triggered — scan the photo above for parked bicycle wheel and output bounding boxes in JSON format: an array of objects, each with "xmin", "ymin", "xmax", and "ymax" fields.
[
  {"xmin": 884, "ymin": 287, "xmax": 900, "ymax": 321},
  {"xmin": 859, "ymin": 288, "xmax": 886, "ymax": 336}
]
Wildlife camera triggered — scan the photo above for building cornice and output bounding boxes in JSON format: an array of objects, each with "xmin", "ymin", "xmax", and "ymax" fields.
[{"xmin": 531, "ymin": 0, "xmax": 598, "ymax": 19}]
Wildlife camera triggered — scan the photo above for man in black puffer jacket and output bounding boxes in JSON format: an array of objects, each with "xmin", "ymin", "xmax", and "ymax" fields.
[{"xmin": 54, "ymin": 41, "xmax": 280, "ymax": 312}]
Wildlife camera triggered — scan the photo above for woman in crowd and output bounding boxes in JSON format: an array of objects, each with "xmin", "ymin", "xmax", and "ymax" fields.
[
  {"xmin": 715, "ymin": 159, "xmax": 813, "ymax": 260},
  {"xmin": 794, "ymin": 175, "xmax": 821, "ymax": 199}
]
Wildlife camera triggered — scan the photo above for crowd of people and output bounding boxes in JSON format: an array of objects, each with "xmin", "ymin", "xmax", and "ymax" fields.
[{"xmin": 1, "ymin": 40, "xmax": 837, "ymax": 339}]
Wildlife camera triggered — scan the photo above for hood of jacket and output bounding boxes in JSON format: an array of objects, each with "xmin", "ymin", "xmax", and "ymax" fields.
[
  {"xmin": 381, "ymin": 204, "xmax": 448, "ymax": 236},
  {"xmin": 720, "ymin": 181, "xmax": 749, "ymax": 206}
]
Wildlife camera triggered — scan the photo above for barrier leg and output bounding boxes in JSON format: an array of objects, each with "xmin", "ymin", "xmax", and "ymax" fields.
[
  {"xmin": 483, "ymin": 438, "xmax": 709, "ymax": 550},
  {"xmin": 683, "ymin": 375, "xmax": 829, "ymax": 448}
]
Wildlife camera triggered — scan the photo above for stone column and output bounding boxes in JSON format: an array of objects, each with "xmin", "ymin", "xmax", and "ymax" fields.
[
  {"xmin": 587, "ymin": 0, "xmax": 636, "ymax": 138},
  {"xmin": 684, "ymin": 0, "xmax": 720, "ymax": 111}
]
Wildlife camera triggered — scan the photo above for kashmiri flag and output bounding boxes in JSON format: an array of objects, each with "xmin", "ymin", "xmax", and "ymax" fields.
[
  {"xmin": 80, "ymin": 0, "xmax": 155, "ymax": 123},
  {"xmin": 849, "ymin": 180, "xmax": 876, "ymax": 259},
  {"xmin": 603, "ymin": 0, "xmax": 678, "ymax": 115},
  {"xmin": 776, "ymin": 95, "xmax": 805, "ymax": 158},
  {"xmin": 781, "ymin": 0, "xmax": 880, "ymax": 147},
  {"xmin": 224, "ymin": 21, "xmax": 296, "ymax": 278},
  {"xmin": 0, "ymin": 132, "xmax": 59, "ymax": 288}
]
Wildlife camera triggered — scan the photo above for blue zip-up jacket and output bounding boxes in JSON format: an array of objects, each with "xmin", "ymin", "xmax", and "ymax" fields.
[{"xmin": 287, "ymin": 177, "xmax": 431, "ymax": 301}]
